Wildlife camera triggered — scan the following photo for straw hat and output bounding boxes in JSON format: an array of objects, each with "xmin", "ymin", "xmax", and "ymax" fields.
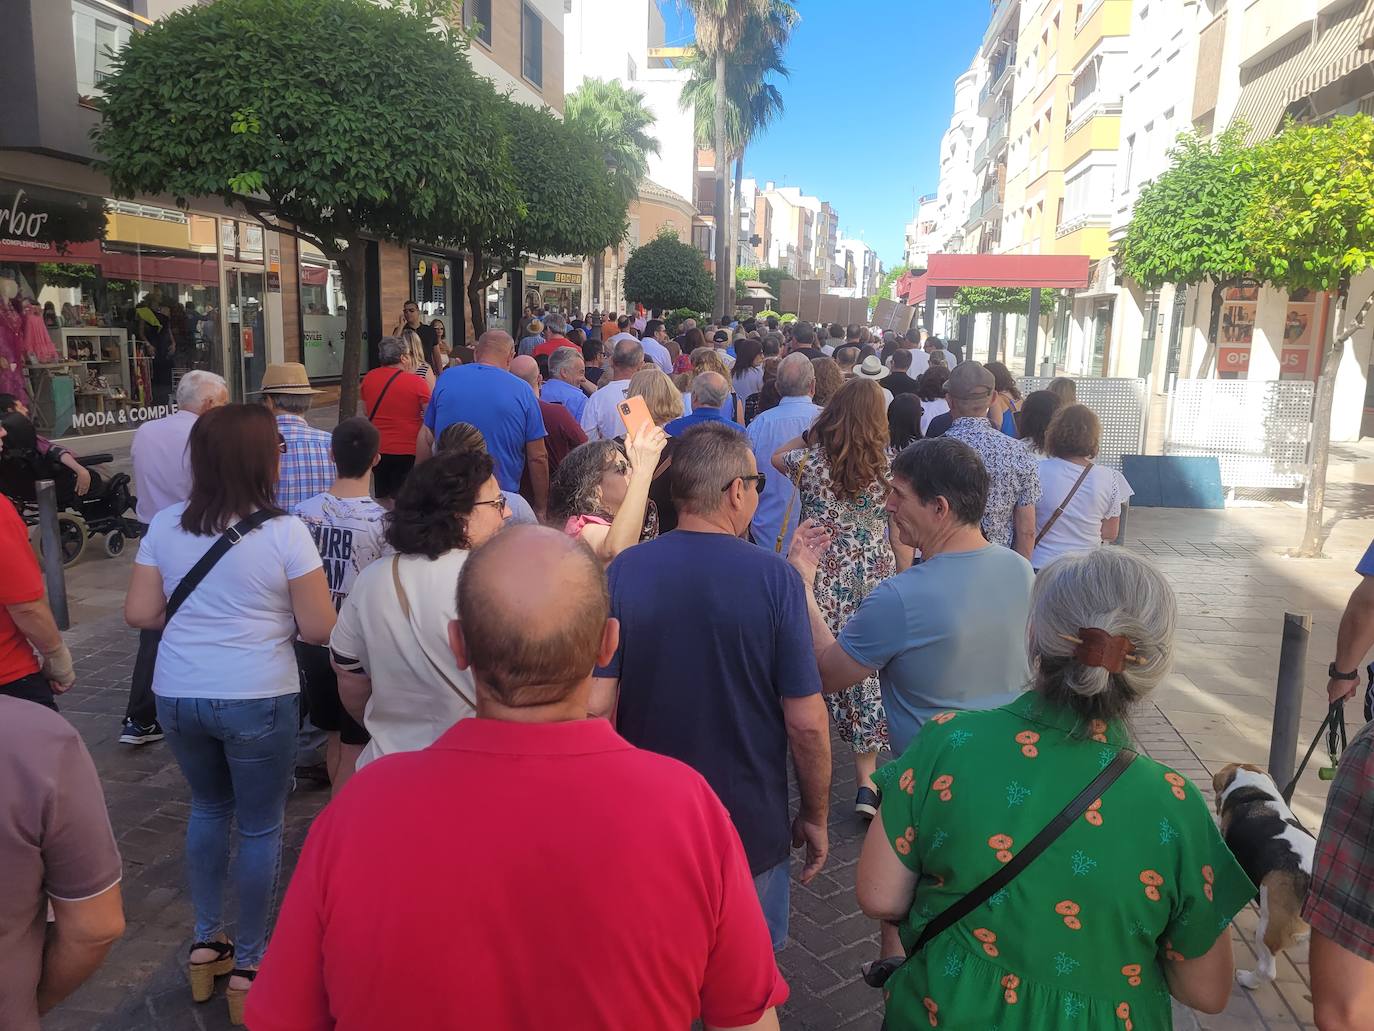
[
  {"xmin": 260, "ymin": 362, "xmax": 318, "ymax": 395},
  {"xmin": 854, "ymin": 355, "xmax": 890, "ymax": 381}
]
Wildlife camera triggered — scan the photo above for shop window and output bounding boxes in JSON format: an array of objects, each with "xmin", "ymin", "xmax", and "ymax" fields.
[
  {"xmin": 464, "ymin": 0, "xmax": 492, "ymax": 46},
  {"xmin": 1138, "ymin": 290, "xmax": 1160, "ymax": 379},
  {"xmin": 298, "ymin": 241, "xmax": 370, "ymax": 381},
  {"xmin": 521, "ymin": 4, "xmax": 543, "ymax": 88},
  {"xmin": 1164, "ymin": 288, "xmax": 1187, "ymax": 384},
  {"xmin": 411, "ymin": 252, "xmax": 455, "ymax": 349}
]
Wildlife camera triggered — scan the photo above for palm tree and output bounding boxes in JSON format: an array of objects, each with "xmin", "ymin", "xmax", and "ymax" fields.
[
  {"xmin": 680, "ymin": 1, "xmax": 795, "ymax": 308},
  {"xmin": 565, "ymin": 78, "xmax": 660, "ymax": 307}
]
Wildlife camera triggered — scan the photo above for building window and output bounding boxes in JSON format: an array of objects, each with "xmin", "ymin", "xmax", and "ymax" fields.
[
  {"xmin": 521, "ymin": 4, "xmax": 543, "ymax": 88},
  {"xmin": 464, "ymin": 0, "xmax": 492, "ymax": 46}
]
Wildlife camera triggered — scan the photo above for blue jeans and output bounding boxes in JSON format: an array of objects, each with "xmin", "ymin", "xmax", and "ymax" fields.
[
  {"xmin": 753, "ymin": 859, "xmax": 790, "ymax": 950},
  {"xmin": 157, "ymin": 694, "xmax": 298, "ymax": 967}
]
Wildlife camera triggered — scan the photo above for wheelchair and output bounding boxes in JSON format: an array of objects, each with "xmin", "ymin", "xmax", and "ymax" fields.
[{"xmin": 0, "ymin": 428, "xmax": 143, "ymax": 567}]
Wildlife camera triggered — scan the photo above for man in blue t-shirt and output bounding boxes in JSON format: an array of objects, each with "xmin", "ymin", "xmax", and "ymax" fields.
[
  {"xmin": 592, "ymin": 422, "xmax": 832, "ymax": 951},
  {"xmin": 788, "ymin": 436, "xmax": 1034, "ymax": 759},
  {"xmin": 419, "ymin": 330, "xmax": 549, "ymax": 518},
  {"xmin": 1326, "ymin": 540, "xmax": 1374, "ymax": 721}
]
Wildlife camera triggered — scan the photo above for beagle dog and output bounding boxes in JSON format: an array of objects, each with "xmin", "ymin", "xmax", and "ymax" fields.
[{"xmin": 1212, "ymin": 763, "xmax": 1315, "ymax": 989}]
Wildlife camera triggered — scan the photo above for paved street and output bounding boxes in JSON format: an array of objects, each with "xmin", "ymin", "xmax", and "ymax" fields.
[{"xmin": 40, "ymin": 488, "xmax": 1374, "ymax": 1030}]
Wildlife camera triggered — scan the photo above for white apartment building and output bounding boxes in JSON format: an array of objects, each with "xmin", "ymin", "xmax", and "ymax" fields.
[
  {"xmin": 934, "ymin": 57, "xmax": 988, "ymax": 257},
  {"xmin": 833, "ymin": 237, "xmax": 881, "ymax": 298},
  {"xmin": 759, "ymin": 184, "xmax": 815, "ymax": 278},
  {"xmin": 904, "ymin": 193, "xmax": 941, "ymax": 270}
]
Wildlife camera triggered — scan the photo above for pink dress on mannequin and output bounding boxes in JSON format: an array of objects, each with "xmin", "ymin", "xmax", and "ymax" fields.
[
  {"xmin": 0, "ymin": 299, "xmax": 29, "ymax": 406},
  {"xmin": 19, "ymin": 302, "xmax": 58, "ymax": 364}
]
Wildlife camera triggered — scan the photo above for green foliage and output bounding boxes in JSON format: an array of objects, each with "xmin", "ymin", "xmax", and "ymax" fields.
[
  {"xmin": 36, "ymin": 263, "xmax": 99, "ymax": 287},
  {"xmin": 1245, "ymin": 115, "xmax": 1374, "ymax": 297},
  {"xmin": 779, "ymin": 312, "xmax": 797, "ymax": 324},
  {"xmin": 754, "ymin": 266, "xmax": 788, "ymax": 298},
  {"xmin": 667, "ymin": 307, "xmax": 706, "ymax": 334},
  {"xmin": 874, "ymin": 264, "xmax": 912, "ymax": 302},
  {"xmin": 623, "ymin": 234, "xmax": 713, "ymax": 312},
  {"xmin": 755, "ymin": 309, "xmax": 780, "ymax": 320},
  {"xmin": 565, "ymin": 79, "xmax": 660, "ymax": 204},
  {"xmin": 736, "ymin": 264, "xmax": 759, "ymax": 288},
  {"xmin": 1116, "ymin": 126, "xmax": 1257, "ymax": 290},
  {"xmin": 955, "ymin": 287, "xmax": 1037, "ymax": 315}
]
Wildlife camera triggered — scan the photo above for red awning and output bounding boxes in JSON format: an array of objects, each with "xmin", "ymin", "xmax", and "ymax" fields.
[
  {"xmin": 896, "ymin": 271, "xmax": 926, "ymax": 305},
  {"xmin": 924, "ymin": 253, "xmax": 1091, "ymax": 289}
]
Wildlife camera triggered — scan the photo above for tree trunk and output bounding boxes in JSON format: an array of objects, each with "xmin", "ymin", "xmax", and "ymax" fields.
[
  {"xmin": 1198, "ymin": 280, "xmax": 1230, "ymax": 378},
  {"xmin": 713, "ymin": 52, "xmax": 730, "ymax": 321},
  {"xmin": 336, "ymin": 240, "xmax": 367, "ymax": 417},
  {"xmin": 467, "ymin": 243, "xmax": 488, "ymax": 338},
  {"xmin": 1299, "ymin": 285, "xmax": 1374, "ymax": 557},
  {"xmin": 731, "ymin": 152, "xmax": 745, "ymax": 313}
]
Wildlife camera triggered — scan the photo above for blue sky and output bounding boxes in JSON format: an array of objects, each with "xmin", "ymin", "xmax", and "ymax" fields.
[{"xmin": 656, "ymin": 2, "xmax": 988, "ymax": 269}]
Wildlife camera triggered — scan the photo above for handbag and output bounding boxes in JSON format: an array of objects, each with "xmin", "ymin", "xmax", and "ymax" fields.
[
  {"xmin": 1034, "ymin": 462, "xmax": 1094, "ymax": 547},
  {"xmin": 775, "ymin": 448, "xmax": 812, "ymax": 553},
  {"xmin": 367, "ymin": 369, "xmax": 406, "ymax": 421},
  {"xmin": 869, "ymin": 748, "xmax": 1137, "ymax": 992},
  {"xmin": 390, "ymin": 556, "xmax": 475, "ymax": 709}
]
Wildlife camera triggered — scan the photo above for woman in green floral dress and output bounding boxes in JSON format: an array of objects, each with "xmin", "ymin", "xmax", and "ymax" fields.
[
  {"xmin": 774, "ymin": 378, "xmax": 913, "ymax": 817},
  {"xmin": 859, "ymin": 548, "xmax": 1254, "ymax": 1029}
]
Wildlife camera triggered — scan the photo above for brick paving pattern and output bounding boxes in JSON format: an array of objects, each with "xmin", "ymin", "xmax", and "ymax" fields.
[{"xmin": 41, "ymin": 507, "xmax": 1341, "ymax": 1029}]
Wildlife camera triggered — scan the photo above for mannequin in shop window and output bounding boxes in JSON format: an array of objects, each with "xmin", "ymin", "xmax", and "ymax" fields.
[
  {"xmin": 19, "ymin": 298, "xmax": 57, "ymax": 364},
  {"xmin": 0, "ymin": 277, "xmax": 29, "ymax": 407}
]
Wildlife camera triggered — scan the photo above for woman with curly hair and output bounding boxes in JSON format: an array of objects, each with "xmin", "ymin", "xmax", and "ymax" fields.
[
  {"xmin": 810, "ymin": 356, "xmax": 844, "ymax": 407},
  {"xmin": 772, "ymin": 378, "xmax": 913, "ymax": 817},
  {"xmin": 550, "ymin": 423, "xmax": 667, "ymax": 564},
  {"xmin": 329, "ymin": 449, "xmax": 508, "ymax": 770}
]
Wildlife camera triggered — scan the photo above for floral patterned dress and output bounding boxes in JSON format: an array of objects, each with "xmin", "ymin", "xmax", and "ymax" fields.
[
  {"xmin": 782, "ymin": 443, "xmax": 895, "ymax": 754},
  {"xmin": 870, "ymin": 693, "xmax": 1255, "ymax": 1030}
]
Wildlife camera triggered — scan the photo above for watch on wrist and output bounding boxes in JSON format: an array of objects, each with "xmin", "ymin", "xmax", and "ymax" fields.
[{"xmin": 1328, "ymin": 662, "xmax": 1359, "ymax": 681}]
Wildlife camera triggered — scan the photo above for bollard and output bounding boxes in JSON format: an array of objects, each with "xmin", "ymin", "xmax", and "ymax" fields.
[
  {"xmin": 1267, "ymin": 612, "xmax": 1310, "ymax": 788},
  {"xmin": 35, "ymin": 480, "xmax": 71, "ymax": 631}
]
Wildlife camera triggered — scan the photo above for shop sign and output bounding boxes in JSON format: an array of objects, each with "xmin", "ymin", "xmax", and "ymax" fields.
[
  {"xmin": 267, "ymin": 247, "xmax": 281, "ymax": 292},
  {"xmin": 1217, "ymin": 346, "xmax": 1252, "ymax": 374},
  {"xmin": 69, "ymin": 402, "xmax": 178, "ymax": 431},
  {"xmin": 533, "ymin": 269, "xmax": 582, "ymax": 285},
  {"xmin": 0, "ymin": 180, "xmax": 107, "ymax": 256}
]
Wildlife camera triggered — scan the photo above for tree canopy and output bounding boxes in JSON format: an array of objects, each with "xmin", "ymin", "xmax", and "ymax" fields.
[
  {"xmin": 1115, "ymin": 126, "xmax": 1256, "ymax": 291},
  {"xmin": 955, "ymin": 287, "xmax": 1040, "ymax": 315},
  {"xmin": 623, "ymin": 230, "xmax": 714, "ymax": 313},
  {"xmin": 93, "ymin": 0, "xmax": 519, "ymax": 414},
  {"xmin": 565, "ymin": 79, "xmax": 660, "ymax": 204}
]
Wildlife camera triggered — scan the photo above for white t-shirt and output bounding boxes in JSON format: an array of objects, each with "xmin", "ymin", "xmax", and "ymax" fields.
[
  {"xmin": 579, "ymin": 377, "xmax": 633, "ymax": 441},
  {"xmin": 920, "ymin": 398, "xmax": 950, "ymax": 434},
  {"xmin": 330, "ymin": 550, "xmax": 477, "ymax": 769},
  {"xmin": 904, "ymin": 348, "xmax": 931, "ymax": 377},
  {"xmin": 291, "ymin": 492, "xmax": 390, "ymax": 611},
  {"xmin": 136, "ymin": 504, "xmax": 322, "ymax": 699},
  {"xmin": 1031, "ymin": 457, "xmax": 1121, "ymax": 570}
]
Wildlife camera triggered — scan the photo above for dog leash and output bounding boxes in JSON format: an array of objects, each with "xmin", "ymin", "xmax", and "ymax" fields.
[{"xmin": 1281, "ymin": 701, "xmax": 1348, "ymax": 804}]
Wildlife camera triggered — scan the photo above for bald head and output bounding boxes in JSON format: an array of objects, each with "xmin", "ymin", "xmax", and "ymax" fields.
[
  {"xmin": 510, "ymin": 354, "xmax": 540, "ymax": 390},
  {"xmin": 691, "ymin": 371, "xmax": 729, "ymax": 409},
  {"xmin": 776, "ymin": 352, "xmax": 815, "ymax": 397},
  {"xmin": 454, "ymin": 526, "xmax": 611, "ymax": 708},
  {"xmin": 475, "ymin": 329, "xmax": 515, "ymax": 367}
]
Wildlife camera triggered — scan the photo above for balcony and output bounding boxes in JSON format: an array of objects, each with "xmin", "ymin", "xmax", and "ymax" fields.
[
  {"xmin": 973, "ymin": 113, "xmax": 1010, "ymax": 170},
  {"xmin": 1065, "ymin": 97, "xmax": 1124, "ymax": 139},
  {"xmin": 977, "ymin": 49, "xmax": 1017, "ymax": 117},
  {"xmin": 72, "ymin": 0, "xmax": 149, "ymax": 104}
]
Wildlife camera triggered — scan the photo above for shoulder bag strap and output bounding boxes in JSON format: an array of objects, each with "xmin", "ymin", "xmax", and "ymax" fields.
[
  {"xmin": 164, "ymin": 511, "xmax": 276, "ymax": 625},
  {"xmin": 390, "ymin": 555, "xmax": 476, "ymax": 710},
  {"xmin": 1034, "ymin": 462, "xmax": 1094, "ymax": 547},
  {"xmin": 367, "ymin": 369, "xmax": 406, "ymax": 421},
  {"xmin": 775, "ymin": 447, "xmax": 812, "ymax": 553},
  {"xmin": 911, "ymin": 748, "xmax": 1137, "ymax": 954}
]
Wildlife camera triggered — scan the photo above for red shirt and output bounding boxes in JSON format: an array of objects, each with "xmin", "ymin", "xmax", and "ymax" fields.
[
  {"xmin": 532, "ymin": 334, "xmax": 573, "ymax": 359},
  {"xmin": 360, "ymin": 366, "xmax": 431, "ymax": 456},
  {"xmin": 246, "ymin": 719, "xmax": 786, "ymax": 1031},
  {"xmin": 0, "ymin": 502, "xmax": 43, "ymax": 685}
]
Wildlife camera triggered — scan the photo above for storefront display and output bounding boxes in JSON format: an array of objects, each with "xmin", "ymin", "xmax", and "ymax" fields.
[
  {"xmin": 1280, "ymin": 289, "xmax": 1324, "ymax": 381},
  {"xmin": 1217, "ymin": 283, "xmax": 1257, "ymax": 379},
  {"xmin": 298, "ymin": 242, "xmax": 371, "ymax": 381},
  {"xmin": 411, "ymin": 252, "xmax": 455, "ymax": 345},
  {"xmin": 525, "ymin": 266, "xmax": 581, "ymax": 313}
]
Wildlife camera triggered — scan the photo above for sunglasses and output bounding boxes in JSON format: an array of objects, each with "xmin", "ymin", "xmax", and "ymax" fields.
[{"xmin": 722, "ymin": 472, "xmax": 766, "ymax": 493}]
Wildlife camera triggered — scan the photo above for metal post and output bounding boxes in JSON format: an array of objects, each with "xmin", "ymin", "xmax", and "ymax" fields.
[
  {"xmin": 1113, "ymin": 503, "xmax": 1129, "ymax": 546},
  {"xmin": 1025, "ymin": 287, "xmax": 1042, "ymax": 376},
  {"xmin": 1268, "ymin": 612, "xmax": 1311, "ymax": 788},
  {"xmin": 35, "ymin": 480, "xmax": 70, "ymax": 631},
  {"xmin": 924, "ymin": 294, "xmax": 935, "ymax": 334}
]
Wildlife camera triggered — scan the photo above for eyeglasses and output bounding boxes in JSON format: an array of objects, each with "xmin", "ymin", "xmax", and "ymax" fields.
[
  {"xmin": 722, "ymin": 473, "xmax": 766, "ymax": 493},
  {"xmin": 277, "ymin": 435, "xmax": 288, "ymax": 454},
  {"xmin": 472, "ymin": 493, "xmax": 508, "ymax": 512}
]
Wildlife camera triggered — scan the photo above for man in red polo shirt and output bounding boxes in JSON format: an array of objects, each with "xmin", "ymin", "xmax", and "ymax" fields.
[
  {"xmin": 532, "ymin": 312, "xmax": 575, "ymax": 359},
  {"xmin": 0, "ymin": 422, "xmax": 76, "ymax": 710},
  {"xmin": 247, "ymin": 526, "xmax": 786, "ymax": 1031}
]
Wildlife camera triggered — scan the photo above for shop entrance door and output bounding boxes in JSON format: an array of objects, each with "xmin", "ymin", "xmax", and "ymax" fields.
[{"xmin": 226, "ymin": 269, "xmax": 267, "ymax": 399}]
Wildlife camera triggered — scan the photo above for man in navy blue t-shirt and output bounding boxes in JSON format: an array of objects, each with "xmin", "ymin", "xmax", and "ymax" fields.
[
  {"xmin": 592, "ymin": 422, "xmax": 832, "ymax": 950},
  {"xmin": 418, "ymin": 330, "xmax": 549, "ymax": 517}
]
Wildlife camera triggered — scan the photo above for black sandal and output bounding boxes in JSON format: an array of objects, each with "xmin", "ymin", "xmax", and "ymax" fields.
[
  {"xmin": 226, "ymin": 967, "xmax": 257, "ymax": 1026},
  {"xmin": 188, "ymin": 939, "xmax": 234, "ymax": 1002}
]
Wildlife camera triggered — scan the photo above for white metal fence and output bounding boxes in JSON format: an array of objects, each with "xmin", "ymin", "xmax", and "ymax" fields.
[
  {"xmin": 1163, "ymin": 379, "xmax": 1314, "ymax": 489},
  {"xmin": 1019, "ymin": 376, "xmax": 1147, "ymax": 472}
]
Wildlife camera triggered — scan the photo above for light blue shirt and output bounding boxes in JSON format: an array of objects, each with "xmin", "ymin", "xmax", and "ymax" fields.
[
  {"xmin": 837, "ymin": 544, "xmax": 1034, "ymax": 754},
  {"xmin": 541, "ymin": 377, "xmax": 587, "ymax": 423},
  {"xmin": 640, "ymin": 335, "xmax": 674, "ymax": 375},
  {"xmin": 745, "ymin": 395, "xmax": 822, "ymax": 553}
]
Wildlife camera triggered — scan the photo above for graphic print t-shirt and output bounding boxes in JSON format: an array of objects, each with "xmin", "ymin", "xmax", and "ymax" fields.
[{"xmin": 292, "ymin": 493, "xmax": 390, "ymax": 611}]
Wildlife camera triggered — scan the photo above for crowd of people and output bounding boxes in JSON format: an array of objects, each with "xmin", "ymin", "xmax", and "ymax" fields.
[{"xmin": 2, "ymin": 300, "xmax": 1373, "ymax": 1031}]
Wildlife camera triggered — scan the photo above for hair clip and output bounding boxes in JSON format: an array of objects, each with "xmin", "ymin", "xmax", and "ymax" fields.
[{"xmin": 1059, "ymin": 629, "xmax": 1147, "ymax": 672}]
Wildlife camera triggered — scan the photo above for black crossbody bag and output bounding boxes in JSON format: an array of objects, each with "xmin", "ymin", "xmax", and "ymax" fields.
[
  {"xmin": 159, "ymin": 511, "xmax": 277, "ymax": 633},
  {"xmin": 872, "ymin": 747, "xmax": 1138, "ymax": 1005}
]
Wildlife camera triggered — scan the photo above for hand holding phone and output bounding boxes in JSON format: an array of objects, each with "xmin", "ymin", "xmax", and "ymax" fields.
[{"xmin": 617, "ymin": 395, "xmax": 654, "ymax": 439}]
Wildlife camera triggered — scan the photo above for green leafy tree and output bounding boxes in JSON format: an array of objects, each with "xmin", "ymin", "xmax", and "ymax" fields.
[
  {"xmin": 92, "ymin": 0, "xmax": 517, "ymax": 414},
  {"xmin": 624, "ymin": 229, "xmax": 714, "ymax": 313},
  {"xmin": 875, "ymin": 264, "xmax": 913, "ymax": 303},
  {"xmin": 736, "ymin": 264, "xmax": 760, "ymax": 288},
  {"xmin": 681, "ymin": 0, "xmax": 796, "ymax": 310},
  {"xmin": 754, "ymin": 266, "xmax": 788, "ymax": 300},
  {"xmin": 955, "ymin": 287, "xmax": 1038, "ymax": 315},
  {"xmin": 466, "ymin": 100, "xmax": 626, "ymax": 336},
  {"xmin": 1245, "ymin": 115, "xmax": 1374, "ymax": 556},
  {"xmin": 1115, "ymin": 126, "xmax": 1257, "ymax": 375}
]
